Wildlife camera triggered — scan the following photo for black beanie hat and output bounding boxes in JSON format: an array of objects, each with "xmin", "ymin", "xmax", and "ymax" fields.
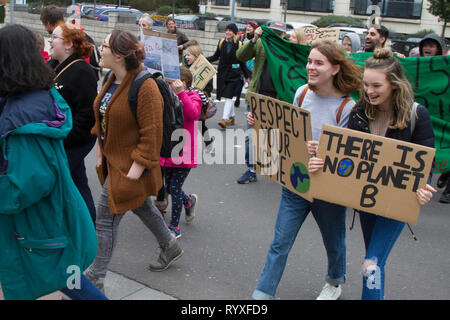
[{"xmin": 226, "ymin": 23, "xmax": 238, "ymax": 35}]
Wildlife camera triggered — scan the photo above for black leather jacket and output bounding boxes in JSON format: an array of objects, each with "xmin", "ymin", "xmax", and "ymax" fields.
[{"xmin": 348, "ymin": 104, "xmax": 434, "ymax": 149}]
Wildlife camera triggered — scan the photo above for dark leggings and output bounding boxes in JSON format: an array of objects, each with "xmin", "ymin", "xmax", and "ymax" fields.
[{"xmin": 165, "ymin": 167, "xmax": 191, "ymax": 226}]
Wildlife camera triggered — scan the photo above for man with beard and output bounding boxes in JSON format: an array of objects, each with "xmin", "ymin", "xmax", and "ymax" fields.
[
  {"xmin": 360, "ymin": 25, "xmax": 405, "ymax": 57},
  {"xmin": 362, "ymin": 25, "xmax": 389, "ymax": 52}
]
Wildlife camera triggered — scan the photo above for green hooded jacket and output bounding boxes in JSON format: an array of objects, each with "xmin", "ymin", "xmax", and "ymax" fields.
[{"xmin": 0, "ymin": 88, "xmax": 97, "ymax": 300}]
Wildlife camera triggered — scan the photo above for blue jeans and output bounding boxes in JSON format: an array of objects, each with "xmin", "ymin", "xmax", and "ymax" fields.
[
  {"xmin": 253, "ymin": 187, "xmax": 347, "ymax": 299},
  {"xmin": 60, "ymin": 274, "xmax": 108, "ymax": 300},
  {"xmin": 359, "ymin": 212, "xmax": 405, "ymax": 300},
  {"xmin": 245, "ymin": 105, "xmax": 253, "ymax": 170}
]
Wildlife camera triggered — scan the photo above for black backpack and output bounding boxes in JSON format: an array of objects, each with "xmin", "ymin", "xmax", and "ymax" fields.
[
  {"xmin": 128, "ymin": 70, "xmax": 184, "ymax": 158},
  {"xmin": 83, "ymin": 33, "xmax": 102, "ymax": 81}
]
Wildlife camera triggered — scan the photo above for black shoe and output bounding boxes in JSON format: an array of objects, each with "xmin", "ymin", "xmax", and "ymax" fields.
[
  {"xmin": 439, "ymin": 192, "xmax": 450, "ymax": 204},
  {"xmin": 237, "ymin": 169, "xmax": 257, "ymax": 184},
  {"xmin": 437, "ymin": 172, "xmax": 450, "ymax": 188}
]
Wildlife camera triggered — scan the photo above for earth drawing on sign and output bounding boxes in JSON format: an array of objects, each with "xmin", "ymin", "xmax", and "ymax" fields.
[{"xmin": 290, "ymin": 162, "xmax": 310, "ymax": 194}]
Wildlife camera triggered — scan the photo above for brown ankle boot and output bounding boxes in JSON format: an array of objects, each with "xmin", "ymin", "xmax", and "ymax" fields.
[{"xmin": 218, "ymin": 119, "xmax": 227, "ymax": 128}]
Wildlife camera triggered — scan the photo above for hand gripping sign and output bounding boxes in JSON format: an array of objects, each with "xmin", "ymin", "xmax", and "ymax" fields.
[
  {"xmin": 310, "ymin": 125, "xmax": 436, "ymax": 225},
  {"xmin": 249, "ymin": 92, "xmax": 313, "ymax": 202}
]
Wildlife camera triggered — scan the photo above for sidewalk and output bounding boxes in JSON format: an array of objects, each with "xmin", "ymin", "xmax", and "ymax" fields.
[{"xmin": 0, "ymin": 270, "xmax": 177, "ymax": 300}]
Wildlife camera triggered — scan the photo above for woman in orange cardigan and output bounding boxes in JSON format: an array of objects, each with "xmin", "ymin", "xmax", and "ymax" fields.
[{"xmin": 85, "ymin": 30, "xmax": 183, "ymax": 293}]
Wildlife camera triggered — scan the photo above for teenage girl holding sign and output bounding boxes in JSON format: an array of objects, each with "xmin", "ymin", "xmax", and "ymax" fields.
[{"xmin": 309, "ymin": 48, "xmax": 436, "ymax": 299}]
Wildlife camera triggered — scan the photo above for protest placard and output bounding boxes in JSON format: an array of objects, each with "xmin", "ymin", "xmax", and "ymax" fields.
[
  {"xmin": 249, "ymin": 92, "xmax": 313, "ymax": 202},
  {"xmin": 303, "ymin": 27, "xmax": 339, "ymax": 44},
  {"xmin": 142, "ymin": 30, "xmax": 180, "ymax": 80},
  {"xmin": 259, "ymin": 25, "xmax": 449, "ymax": 174},
  {"xmin": 310, "ymin": 124, "xmax": 436, "ymax": 225},
  {"xmin": 189, "ymin": 54, "xmax": 217, "ymax": 90}
]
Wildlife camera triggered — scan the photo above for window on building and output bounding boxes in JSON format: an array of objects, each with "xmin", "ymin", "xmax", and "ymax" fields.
[
  {"xmin": 287, "ymin": 0, "xmax": 334, "ymax": 13},
  {"xmin": 214, "ymin": 0, "xmax": 230, "ymax": 5},
  {"xmin": 353, "ymin": 0, "xmax": 423, "ymax": 19},
  {"xmin": 240, "ymin": 0, "xmax": 271, "ymax": 9}
]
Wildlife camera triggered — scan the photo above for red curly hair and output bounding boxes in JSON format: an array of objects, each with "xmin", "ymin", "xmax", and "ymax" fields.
[{"xmin": 60, "ymin": 23, "xmax": 93, "ymax": 58}]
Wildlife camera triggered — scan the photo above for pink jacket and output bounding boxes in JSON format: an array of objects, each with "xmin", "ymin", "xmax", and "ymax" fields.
[{"xmin": 160, "ymin": 90, "xmax": 202, "ymax": 168}]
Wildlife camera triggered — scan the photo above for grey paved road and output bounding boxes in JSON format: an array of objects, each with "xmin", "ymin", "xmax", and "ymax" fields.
[{"xmin": 85, "ymin": 99, "xmax": 450, "ymax": 300}]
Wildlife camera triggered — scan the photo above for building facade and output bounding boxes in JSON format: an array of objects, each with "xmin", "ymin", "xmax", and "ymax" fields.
[{"xmin": 208, "ymin": 0, "xmax": 449, "ymax": 36}]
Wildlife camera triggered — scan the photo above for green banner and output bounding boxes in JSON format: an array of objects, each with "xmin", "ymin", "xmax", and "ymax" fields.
[{"xmin": 260, "ymin": 25, "xmax": 450, "ymax": 173}]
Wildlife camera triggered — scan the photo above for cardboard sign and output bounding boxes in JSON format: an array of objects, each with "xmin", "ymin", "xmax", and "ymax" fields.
[
  {"xmin": 249, "ymin": 92, "xmax": 313, "ymax": 202},
  {"xmin": 189, "ymin": 54, "xmax": 217, "ymax": 90},
  {"xmin": 142, "ymin": 30, "xmax": 180, "ymax": 80},
  {"xmin": 303, "ymin": 28, "xmax": 339, "ymax": 44},
  {"xmin": 310, "ymin": 124, "xmax": 436, "ymax": 225}
]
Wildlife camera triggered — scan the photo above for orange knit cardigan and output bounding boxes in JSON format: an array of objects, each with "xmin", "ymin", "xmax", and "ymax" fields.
[{"xmin": 91, "ymin": 67, "xmax": 164, "ymax": 214}]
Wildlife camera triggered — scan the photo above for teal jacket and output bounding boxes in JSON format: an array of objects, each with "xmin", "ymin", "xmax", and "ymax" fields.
[{"xmin": 0, "ymin": 88, "xmax": 97, "ymax": 300}]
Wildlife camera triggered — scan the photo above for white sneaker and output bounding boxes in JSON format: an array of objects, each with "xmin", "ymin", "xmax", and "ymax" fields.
[{"xmin": 316, "ymin": 283, "xmax": 342, "ymax": 300}]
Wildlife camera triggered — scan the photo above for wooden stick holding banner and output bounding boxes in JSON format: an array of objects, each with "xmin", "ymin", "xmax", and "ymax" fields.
[
  {"xmin": 189, "ymin": 54, "xmax": 217, "ymax": 90},
  {"xmin": 142, "ymin": 29, "xmax": 180, "ymax": 80},
  {"xmin": 310, "ymin": 124, "xmax": 436, "ymax": 225},
  {"xmin": 248, "ymin": 92, "xmax": 313, "ymax": 202}
]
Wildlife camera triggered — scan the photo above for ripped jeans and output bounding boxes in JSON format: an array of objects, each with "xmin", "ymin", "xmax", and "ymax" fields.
[{"xmin": 359, "ymin": 212, "xmax": 405, "ymax": 300}]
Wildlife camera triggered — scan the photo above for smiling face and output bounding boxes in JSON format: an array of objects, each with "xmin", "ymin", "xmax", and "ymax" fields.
[
  {"xmin": 246, "ymin": 24, "xmax": 255, "ymax": 35},
  {"xmin": 306, "ymin": 48, "xmax": 340, "ymax": 89},
  {"xmin": 225, "ymin": 29, "xmax": 235, "ymax": 40},
  {"xmin": 48, "ymin": 26, "xmax": 70, "ymax": 62},
  {"xmin": 365, "ymin": 27, "xmax": 385, "ymax": 52},
  {"xmin": 421, "ymin": 39, "xmax": 439, "ymax": 56},
  {"xmin": 363, "ymin": 68, "xmax": 394, "ymax": 109},
  {"xmin": 99, "ymin": 34, "xmax": 115, "ymax": 69}
]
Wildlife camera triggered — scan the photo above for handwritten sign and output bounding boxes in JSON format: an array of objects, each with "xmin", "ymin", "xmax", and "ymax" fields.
[
  {"xmin": 249, "ymin": 92, "xmax": 313, "ymax": 201},
  {"xmin": 142, "ymin": 30, "xmax": 180, "ymax": 80},
  {"xmin": 189, "ymin": 54, "xmax": 217, "ymax": 90},
  {"xmin": 303, "ymin": 28, "xmax": 339, "ymax": 44},
  {"xmin": 310, "ymin": 124, "xmax": 436, "ymax": 225}
]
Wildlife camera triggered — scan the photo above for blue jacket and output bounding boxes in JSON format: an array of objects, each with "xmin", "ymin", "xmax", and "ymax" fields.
[{"xmin": 0, "ymin": 88, "xmax": 97, "ymax": 300}]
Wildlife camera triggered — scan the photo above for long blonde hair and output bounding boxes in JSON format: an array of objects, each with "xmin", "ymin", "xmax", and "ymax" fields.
[{"xmin": 356, "ymin": 47, "xmax": 414, "ymax": 130}]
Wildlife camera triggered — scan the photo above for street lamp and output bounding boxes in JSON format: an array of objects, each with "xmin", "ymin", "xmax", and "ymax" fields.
[{"xmin": 281, "ymin": 0, "xmax": 288, "ymax": 22}]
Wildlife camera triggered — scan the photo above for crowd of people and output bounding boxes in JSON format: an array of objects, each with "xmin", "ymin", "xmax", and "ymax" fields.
[{"xmin": 0, "ymin": 5, "xmax": 448, "ymax": 300}]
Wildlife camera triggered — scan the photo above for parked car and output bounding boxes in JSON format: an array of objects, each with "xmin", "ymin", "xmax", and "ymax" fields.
[
  {"xmin": 94, "ymin": 6, "xmax": 142, "ymax": 24},
  {"xmin": 285, "ymin": 22, "xmax": 317, "ymax": 30},
  {"xmin": 174, "ymin": 15, "xmax": 218, "ymax": 31},
  {"xmin": 328, "ymin": 26, "xmax": 368, "ymax": 44},
  {"xmin": 219, "ymin": 17, "xmax": 247, "ymax": 32}
]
